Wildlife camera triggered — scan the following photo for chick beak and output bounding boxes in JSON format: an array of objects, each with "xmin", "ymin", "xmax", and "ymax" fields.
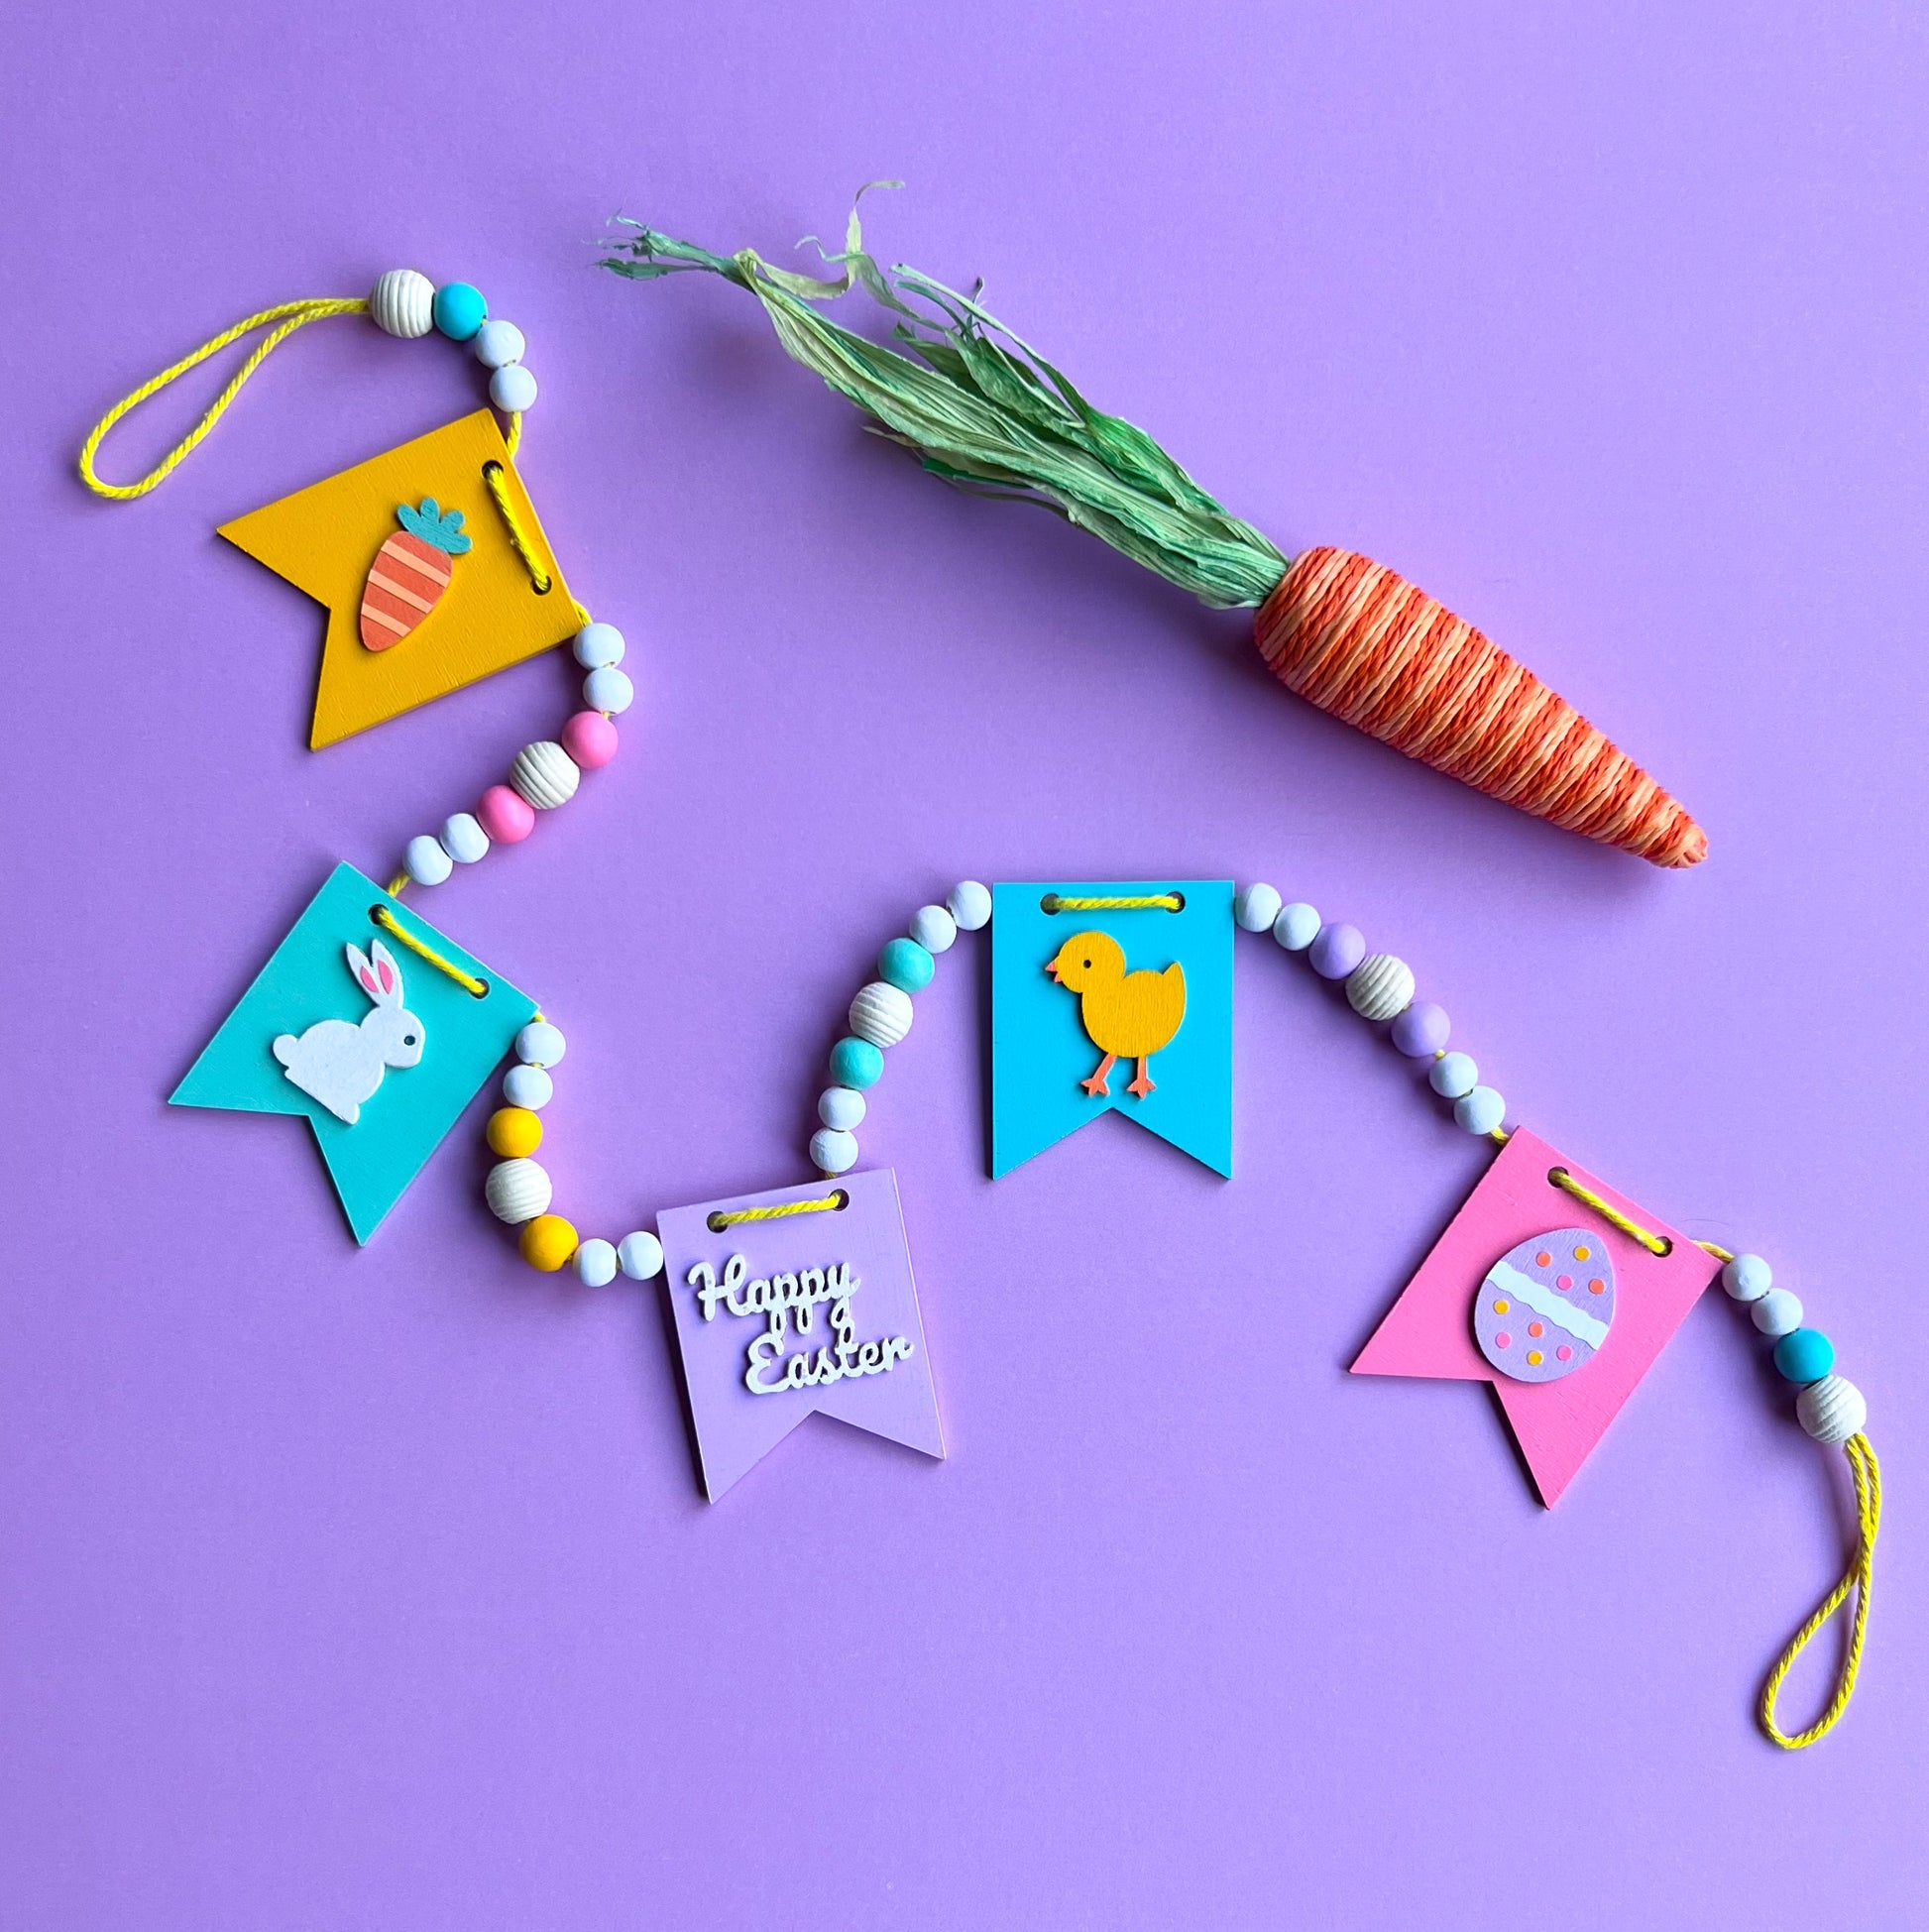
[{"xmin": 1044, "ymin": 960, "xmax": 1060, "ymax": 982}]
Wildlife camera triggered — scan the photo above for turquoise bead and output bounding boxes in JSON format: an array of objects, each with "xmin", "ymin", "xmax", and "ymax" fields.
[
  {"xmin": 432, "ymin": 282, "xmax": 488, "ymax": 342},
  {"xmin": 878, "ymin": 937, "xmax": 935, "ymax": 994},
  {"xmin": 1773, "ymin": 1328, "xmax": 1835, "ymax": 1386},
  {"xmin": 830, "ymin": 1035, "xmax": 883, "ymax": 1089}
]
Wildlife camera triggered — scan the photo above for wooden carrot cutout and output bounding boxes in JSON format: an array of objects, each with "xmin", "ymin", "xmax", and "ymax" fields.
[
  {"xmin": 359, "ymin": 498, "xmax": 472, "ymax": 650},
  {"xmin": 603, "ymin": 197, "xmax": 1707, "ymax": 867}
]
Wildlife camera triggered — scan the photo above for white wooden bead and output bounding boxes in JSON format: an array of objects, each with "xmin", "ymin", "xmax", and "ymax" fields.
[
  {"xmin": 819, "ymin": 1086, "xmax": 866, "ymax": 1131},
  {"xmin": 1454, "ymin": 1085, "xmax": 1506, "ymax": 1134},
  {"xmin": 1753, "ymin": 1289, "xmax": 1803, "ymax": 1337},
  {"xmin": 575, "ymin": 1237, "xmax": 619, "ymax": 1287},
  {"xmin": 370, "ymin": 269, "xmax": 435, "ymax": 338},
  {"xmin": 404, "ymin": 834, "xmax": 453, "ymax": 886},
  {"xmin": 618, "ymin": 1230, "xmax": 664, "ymax": 1280},
  {"xmin": 441, "ymin": 812, "xmax": 490, "ymax": 863},
  {"xmin": 486, "ymin": 1157, "xmax": 551, "ymax": 1223},
  {"xmin": 510, "ymin": 740, "xmax": 580, "ymax": 810},
  {"xmin": 584, "ymin": 665, "xmax": 634, "ymax": 714},
  {"xmin": 1346, "ymin": 955, "xmax": 1416, "ymax": 1022},
  {"xmin": 503, "ymin": 1064, "xmax": 553, "ymax": 1109},
  {"xmin": 1430, "ymin": 1052, "xmax": 1478, "ymax": 1098},
  {"xmin": 910, "ymin": 905, "xmax": 958, "ymax": 954},
  {"xmin": 1273, "ymin": 902, "xmax": 1320, "ymax": 951},
  {"xmin": 490, "ymin": 363, "xmax": 538, "ymax": 412},
  {"xmin": 516, "ymin": 1020, "xmax": 566, "ymax": 1067},
  {"xmin": 811, "ymin": 1127, "xmax": 859, "ymax": 1174},
  {"xmin": 1796, "ymin": 1374, "xmax": 1868, "ymax": 1445},
  {"xmin": 573, "ymin": 622, "xmax": 625, "ymax": 668},
  {"xmin": 1235, "ymin": 883, "xmax": 1283, "ymax": 932},
  {"xmin": 472, "ymin": 318, "xmax": 526, "ymax": 369},
  {"xmin": 850, "ymin": 980, "xmax": 914, "ymax": 1049},
  {"xmin": 1722, "ymin": 1254, "xmax": 1772, "ymax": 1302},
  {"xmin": 948, "ymin": 880, "xmax": 992, "ymax": 931}
]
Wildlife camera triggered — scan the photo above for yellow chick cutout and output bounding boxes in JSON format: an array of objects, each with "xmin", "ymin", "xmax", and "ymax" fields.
[
  {"xmin": 1046, "ymin": 931, "xmax": 1188, "ymax": 1098},
  {"xmin": 218, "ymin": 410, "xmax": 579, "ymax": 747}
]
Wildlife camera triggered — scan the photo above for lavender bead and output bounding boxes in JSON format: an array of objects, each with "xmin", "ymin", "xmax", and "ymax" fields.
[
  {"xmin": 1308, "ymin": 922, "xmax": 1366, "ymax": 980},
  {"xmin": 1391, "ymin": 1001, "xmax": 1449, "ymax": 1058}
]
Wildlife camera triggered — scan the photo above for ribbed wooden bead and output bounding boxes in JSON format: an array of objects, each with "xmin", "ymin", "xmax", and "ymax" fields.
[
  {"xmin": 1346, "ymin": 955, "xmax": 1416, "ymax": 1021},
  {"xmin": 510, "ymin": 740, "xmax": 580, "ymax": 810},
  {"xmin": 849, "ymin": 981, "xmax": 914, "ymax": 1049},
  {"xmin": 486, "ymin": 1157, "xmax": 552, "ymax": 1224},
  {"xmin": 370, "ymin": 269, "xmax": 435, "ymax": 338},
  {"xmin": 1796, "ymin": 1374, "xmax": 1868, "ymax": 1445}
]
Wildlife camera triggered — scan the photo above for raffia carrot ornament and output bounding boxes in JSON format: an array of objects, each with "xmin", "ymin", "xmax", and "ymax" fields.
[{"xmin": 602, "ymin": 198, "xmax": 1707, "ymax": 867}]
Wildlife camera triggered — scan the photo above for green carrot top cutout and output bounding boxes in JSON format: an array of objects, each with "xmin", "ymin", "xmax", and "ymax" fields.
[{"xmin": 396, "ymin": 499, "xmax": 473, "ymax": 555}]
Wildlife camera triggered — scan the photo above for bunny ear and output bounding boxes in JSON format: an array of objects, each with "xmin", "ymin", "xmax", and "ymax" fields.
[
  {"xmin": 368, "ymin": 938, "xmax": 403, "ymax": 1005},
  {"xmin": 344, "ymin": 942, "xmax": 381, "ymax": 999}
]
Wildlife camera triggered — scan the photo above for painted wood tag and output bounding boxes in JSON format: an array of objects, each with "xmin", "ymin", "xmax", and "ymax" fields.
[
  {"xmin": 991, "ymin": 881, "xmax": 1233, "ymax": 1178},
  {"xmin": 218, "ymin": 410, "xmax": 578, "ymax": 747},
  {"xmin": 1350, "ymin": 1127, "xmax": 1719, "ymax": 1506},
  {"xmin": 654, "ymin": 1169, "xmax": 944, "ymax": 1502},
  {"xmin": 171, "ymin": 863, "xmax": 535, "ymax": 1242}
]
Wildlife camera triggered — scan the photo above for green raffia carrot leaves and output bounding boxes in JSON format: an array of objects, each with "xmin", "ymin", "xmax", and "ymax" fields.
[{"xmin": 600, "ymin": 191, "xmax": 1289, "ymax": 609}]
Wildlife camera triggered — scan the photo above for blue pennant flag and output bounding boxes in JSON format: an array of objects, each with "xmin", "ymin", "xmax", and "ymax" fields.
[
  {"xmin": 171, "ymin": 862, "xmax": 536, "ymax": 1242},
  {"xmin": 991, "ymin": 880, "xmax": 1233, "ymax": 1178}
]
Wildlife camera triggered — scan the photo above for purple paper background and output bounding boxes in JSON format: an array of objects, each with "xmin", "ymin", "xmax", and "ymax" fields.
[{"xmin": 5, "ymin": 3, "xmax": 1926, "ymax": 1924}]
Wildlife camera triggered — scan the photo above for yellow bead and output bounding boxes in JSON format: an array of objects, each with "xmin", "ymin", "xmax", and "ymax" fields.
[
  {"xmin": 488, "ymin": 1106, "xmax": 542, "ymax": 1158},
  {"xmin": 519, "ymin": 1214, "xmax": 578, "ymax": 1272}
]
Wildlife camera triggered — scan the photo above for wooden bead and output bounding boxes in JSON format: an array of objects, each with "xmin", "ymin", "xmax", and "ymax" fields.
[
  {"xmin": 510, "ymin": 740, "xmax": 580, "ymax": 810},
  {"xmin": 1454, "ymin": 1085, "xmax": 1506, "ymax": 1134},
  {"xmin": 819, "ymin": 1086, "xmax": 866, "ymax": 1131},
  {"xmin": 486, "ymin": 1157, "xmax": 551, "ymax": 1223},
  {"xmin": 1235, "ymin": 883, "xmax": 1283, "ymax": 932},
  {"xmin": 478, "ymin": 785, "xmax": 534, "ymax": 844},
  {"xmin": 404, "ymin": 834, "xmax": 453, "ymax": 886},
  {"xmin": 830, "ymin": 1037, "xmax": 883, "ymax": 1088},
  {"xmin": 1273, "ymin": 902, "xmax": 1320, "ymax": 951},
  {"xmin": 1773, "ymin": 1327, "xmax": 1835, "ymax": 1385},
  {"xmin": 503, "ymin": 1064, "xmax": 552, "ymax": 1109},
  {"xmin": 473, "ymin": 318, "xmax": 526, "ymax": 369},
  {"xmin": 486, "ymin": 1106, "xmax": 543, "ymax": 1157},
  {"xmin": 811, "ymin": 1127, "xmax": 858, "ymax": 1174},
  {"xmin": 432, "ymin": 282, "xmax": 487, "ymax": 342},
  {"xmin": 878, "ymin": 938, "xmax": 935, "ymax": 993},
  {"xmin": 1752, "ymin": 1289, "xmax": 1803, "ymax": 1337},
  {"xmin": 575, "ymin": 1237, "xmax": 619, "ymax": 1287},
  {"xmin": 519, "ymin": 1213, "xmax": 578, "ymax": 1271},
  {"xmin": 947, "ymin": 881, "xmax": 992, "ymax": 931},
  {"xmin": 441, "ymin": 812, "xmax": 490, "ymax": 863},
  {"xmin": 490, "ymin": 364, "xmax": 537, "ymax": 413},
  {"xmin": 573, "ymin": 622, "xmax": 625, "ymax": 668},
  {"xmin": 619, "ymin": 1231, "xmax": 664, "ymax": 1280},
  {"xmin": 516, "ymin": 1020, "xmax": 566, "ymax": 1067},
  {"xmin": 370, "ymin": 269, "xmax": 435, "ymax": 338},
  {"xmin": 1430, "ymin": 1052, "xmax": 1478, "ymax": 1098},
  {"xmin": 1722, "ymin": 1254, "xmax": 1771, "ymax": 1302},
  {"xmin": 583, "ymin": 666, "xmax": 633, "ymax": 714},
  {"xmin": 849, "ymin": 981, "xmax": 913, "ymax": 1049},
  {"xmin": 562, "ymin": 711, "xmax": 619, "ymax": 769},
  {"xmin": 1309, "ymin": 922, "xmax": 1366, "ymax": 979},
  {"xmin": 910, "ymin": 905, "xmax": 958, "ymax": 954},
  {"xmin": 1391, "ymin": 1002, "xmax": 1449, "ymax": 1058},
  {"xmin": 1346, "ymin": 955, "xmax": 1416, "ymax": 1022},
  {"xmin": 1797, "ymin": 1374, "xmax": 1868, "ymax": 1445}
]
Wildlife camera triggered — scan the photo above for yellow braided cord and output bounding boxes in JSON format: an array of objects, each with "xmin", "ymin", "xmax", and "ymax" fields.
[
  {"xmin": 506, "ymin": 409, "xmax": 522, "ymax": 459},
  {"xmin": 78, "ymin": 298, "xmax": 368, "ymax": 500},
  {"xmin": 708, "ymin": 1191, "xmax": 847, "ymax": 1230},
  {"xmin": 1545, "ymin": 1166, "xmax": 1673, "ymax": 1255},
  {"xmin": 482, "ymin": 458, "xmax": 552, "ymax": 592},
  {"xmin": 1044, "ymin": 893, "xmax": 1182, "ymax": 912},
  {"xmin": 370, "ymin": 907, "xmax": 488, "ymax": 997},
  {"xmin": 384, "ymin": 871, "xmax": 409, "ymax": 899},
  {"xmin": 1760, "ymin": 1434, "xmax": 1881, "ymax": 1750}
]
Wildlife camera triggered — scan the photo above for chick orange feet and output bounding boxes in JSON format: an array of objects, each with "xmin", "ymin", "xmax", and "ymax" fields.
[
  {"xmin": 1080, "ymin": 1053, "xmax": 1117, "ymax": 1098},
  {"xmin": 1126, "ymin": 1057, "xmax": 1156, "ymax": 1098}
]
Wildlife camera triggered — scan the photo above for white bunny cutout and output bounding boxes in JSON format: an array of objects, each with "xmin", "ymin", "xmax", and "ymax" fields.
[{"xmin": 272, "ymin": 937, "xmax": 426, "ymax": 1124}]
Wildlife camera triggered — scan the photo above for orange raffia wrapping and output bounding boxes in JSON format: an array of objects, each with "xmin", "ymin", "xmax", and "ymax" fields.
[{"xmin": 1254, "ymin": 547, "xmax": 1707, "ymax": 868}]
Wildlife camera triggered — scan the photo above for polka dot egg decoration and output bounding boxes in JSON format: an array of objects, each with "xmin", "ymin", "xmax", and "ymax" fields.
[{"xmin": 1473, "ymin": 1227, "xmax": 1615, "ymax": 1384}]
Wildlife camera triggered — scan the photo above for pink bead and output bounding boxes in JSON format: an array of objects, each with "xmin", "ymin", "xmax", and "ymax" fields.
[
  {"xmin": 562, "ymin": 710, "xmax": 619, "ymax": 770},
  {"xmin": 478, "ymin": 784, "xmax": 535, "ymax": 844}
]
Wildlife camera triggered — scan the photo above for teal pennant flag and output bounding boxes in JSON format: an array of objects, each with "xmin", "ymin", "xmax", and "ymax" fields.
[
  {"xmin": 171, "ymin": 862, "xmax": 536, "ymax": 1243},
  {"xmin": 991, "ymin": 880, "xmax": 1233, "ymax": 1178}
]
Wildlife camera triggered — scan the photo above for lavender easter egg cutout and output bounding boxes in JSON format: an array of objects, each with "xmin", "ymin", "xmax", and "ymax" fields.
[{"xmin": 1474, "ymin": 1228, "xmax": 1615, "ymax": 1384}]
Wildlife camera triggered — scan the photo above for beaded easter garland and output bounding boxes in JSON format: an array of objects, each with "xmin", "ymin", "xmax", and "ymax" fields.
[{"xmin": 79, "ymin": 278, "xmax": 1877, "ymax": 1754}]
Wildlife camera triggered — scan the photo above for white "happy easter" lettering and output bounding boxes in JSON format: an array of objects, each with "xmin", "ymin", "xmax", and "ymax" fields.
[{"xmin": 685, "ymin": 1253, "xmax": 915, "ymax": 1397}]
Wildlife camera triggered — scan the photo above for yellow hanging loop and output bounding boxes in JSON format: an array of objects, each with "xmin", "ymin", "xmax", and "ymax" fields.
[
  {"xmin": 78, "ymin": 297, "xmax": 371, "ymax": 500},
  {"xmin": 1759, "ymin": 1431, "xmax": 1881, "ymax": 1749}
]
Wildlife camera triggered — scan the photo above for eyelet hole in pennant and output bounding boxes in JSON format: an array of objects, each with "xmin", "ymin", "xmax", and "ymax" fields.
[
  {"xmin": 707, "ymin": 1188, "xmax": 850, "ymax": 1233},
  {"xmin": 1040, "ymin": 890, "xmax": 1185, "ymax": 914},
  {"xmin": 367, "ymin": 905, "xmax": 491, "ymax": 999},
  {"xmin": 1546, "ymin": 1165, "xmax": 1674, "ymax": 1256}
]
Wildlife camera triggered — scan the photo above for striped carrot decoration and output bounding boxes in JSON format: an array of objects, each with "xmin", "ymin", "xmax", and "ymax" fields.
[
  {"xmin": 359, "ymin": 499, "xmax": 472, "ymax": 651},
  {"xmin": 604, "ymin": 197, "xmax": 1708, "ymax": 867}
]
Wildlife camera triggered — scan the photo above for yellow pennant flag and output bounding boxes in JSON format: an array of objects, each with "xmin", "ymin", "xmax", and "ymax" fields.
[{"xmin": 219, "ymin": 409, "xmax": 579, "ymax": 747}]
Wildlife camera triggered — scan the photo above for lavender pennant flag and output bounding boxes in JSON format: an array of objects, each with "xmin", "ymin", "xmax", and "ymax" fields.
[{"xmin": 655, "ymin": 1168, "xmax": 945, "ymax": 1501}]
